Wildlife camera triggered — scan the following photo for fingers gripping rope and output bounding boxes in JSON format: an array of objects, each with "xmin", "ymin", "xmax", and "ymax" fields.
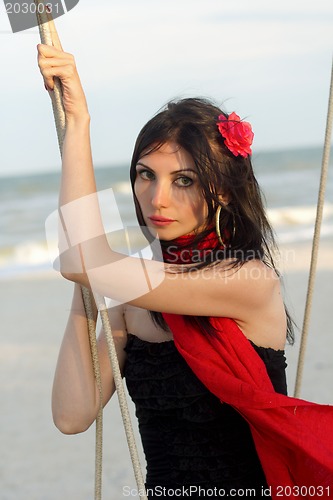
[{"xmin": 34, "ymin": 2, "xmax": 147, "ymax": 498}]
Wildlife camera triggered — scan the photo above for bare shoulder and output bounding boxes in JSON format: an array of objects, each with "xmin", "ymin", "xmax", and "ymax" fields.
[
  {"xmin": 216, "ymin": 258, "xmax": 280, "ymax": 305},
  {"xmin": 232, "ymin": 258, "xmax": 278, "ymax": 280},
  {"xmin": 232, "ymin": 261, "xmax": 287, "ymax": 349}
]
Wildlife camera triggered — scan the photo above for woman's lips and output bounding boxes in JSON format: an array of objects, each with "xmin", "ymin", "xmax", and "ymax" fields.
[{"xmin": 148, "ymin": 216, "xmax": 175, "ymax": 226}]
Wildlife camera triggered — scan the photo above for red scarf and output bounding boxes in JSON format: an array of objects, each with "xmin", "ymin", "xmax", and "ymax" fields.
[
  {"xmin": 162, "ymin": 229, "xmax": 221, "ymax": 264},
  {"xmin": 162, "ymin": 234, "xmax": 333, "ymax": 499}
]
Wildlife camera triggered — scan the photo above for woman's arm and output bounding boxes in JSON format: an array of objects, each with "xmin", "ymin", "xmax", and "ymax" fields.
[
  {"xmin": 52, "ymin": 283, "xmax": 127, "ymax": 434},
  {"xmin": 37, "ymin": 42, "xmax": 106, "ymax": 273},
  {"xmin": 37, "ymin": 43, "xmax": 97, "ymax": 205},
  {"xmin": 38, "ymin": 42, "xmax": 116, "ymax": 433}
]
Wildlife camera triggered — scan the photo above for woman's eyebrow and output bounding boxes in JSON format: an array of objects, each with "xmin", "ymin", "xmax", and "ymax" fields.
[
  {"xmin": 136, "ymin": 161, "xmax": 151, "ymax": 169},
  {"xmin": 171, "ymin": 168, "xmax": 197, "ymax": 175},
  {"xmin": 136, "ymin": 162, "xmax": 197, "ymax": 175}
]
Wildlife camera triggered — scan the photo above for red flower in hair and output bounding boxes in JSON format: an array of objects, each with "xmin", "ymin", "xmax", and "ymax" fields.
[{"xmin": 217, "ymin": 112, "xmax": 254, "ymax": 158}]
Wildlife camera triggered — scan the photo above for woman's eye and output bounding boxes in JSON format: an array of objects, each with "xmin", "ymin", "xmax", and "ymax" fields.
[
  {"xmin": 138, "ymin": 169, "xmax": 155, "ymax": 181},
  {"xmin": 175, "ymin": 176, "xmax": 193, "ymax": 187}
]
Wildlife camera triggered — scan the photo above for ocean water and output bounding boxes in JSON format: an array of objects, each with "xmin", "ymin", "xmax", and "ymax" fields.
[{"xmin": 1, "ymin": 146, "xmax": 332, "ymax": 278}]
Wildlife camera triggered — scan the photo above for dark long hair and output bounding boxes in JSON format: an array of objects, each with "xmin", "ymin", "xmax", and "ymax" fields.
[{"xmin": 129, "ymin": 97, "xmax": 294, "ymax": 344}]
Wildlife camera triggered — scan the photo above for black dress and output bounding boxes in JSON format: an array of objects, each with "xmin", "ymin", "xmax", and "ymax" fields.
[{"xmin": 124, "ymin": 334, "xmax": 287, "ymax": 499}]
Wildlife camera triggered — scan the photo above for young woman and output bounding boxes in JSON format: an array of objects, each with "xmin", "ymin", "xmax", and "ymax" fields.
[{"xmin": 37, "ymin": 41, "xmax": 332, "ymax": 500}]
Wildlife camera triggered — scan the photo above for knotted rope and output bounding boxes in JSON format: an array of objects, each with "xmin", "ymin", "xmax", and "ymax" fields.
[
  {"xmin": 294, "ymin": 57, "xmax": 333, "ymax": 398},
  {"xmin": 35, "ymin": 2, "xmax": 147, "ymax": 498}
]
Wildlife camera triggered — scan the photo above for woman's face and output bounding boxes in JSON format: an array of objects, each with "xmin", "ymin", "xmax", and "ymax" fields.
[{"xmin": 134, "ymin": 142, "xmax": 208, "ymax": 241}]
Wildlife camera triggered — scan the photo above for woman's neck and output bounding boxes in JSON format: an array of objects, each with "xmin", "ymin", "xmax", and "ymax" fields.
[{"xmin": 162, "ymin": 228, "xmax": 222, "ymax": 264}]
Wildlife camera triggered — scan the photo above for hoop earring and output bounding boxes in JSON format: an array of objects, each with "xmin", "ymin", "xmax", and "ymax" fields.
[
  {"xmin": 231, "ymin": 213, "xmax": 236, "ymax": 241},
  {"xmin": 215, "ymin": 205, "xmax": 226, "ymax": 249},
  {"xmin": 215, "ymin": 205, "xmax": 236, "ymax": 248}
]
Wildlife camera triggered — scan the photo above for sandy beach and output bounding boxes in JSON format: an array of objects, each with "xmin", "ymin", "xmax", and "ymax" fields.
[{"xmin": 0, "ymin": 240, "xmax": 332, "ymax": 500}]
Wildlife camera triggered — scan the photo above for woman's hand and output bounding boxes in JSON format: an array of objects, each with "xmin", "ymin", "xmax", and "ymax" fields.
[{"xmin": 37, "ymin": 40, "xmax": 89, "ymax": 123}]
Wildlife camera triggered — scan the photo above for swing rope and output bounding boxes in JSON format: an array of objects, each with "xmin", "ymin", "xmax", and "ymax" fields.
[
  {"xmin": 294, "ymin": 57, "xmax": 333, "ymax": 398},
  {"xmin": 35, "ymin": 3, "xmax": 147, "ymax": 499}
]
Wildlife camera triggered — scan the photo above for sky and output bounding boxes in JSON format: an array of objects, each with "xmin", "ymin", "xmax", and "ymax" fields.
[{"xmin": 0, "ymin": 0, "xmax": 332, "ymax": 177}]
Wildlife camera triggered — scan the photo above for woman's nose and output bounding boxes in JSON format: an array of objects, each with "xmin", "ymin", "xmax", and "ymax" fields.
[{"xmin": 151, "ymin": 181, "xmax": 170, "ymax": 209}]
